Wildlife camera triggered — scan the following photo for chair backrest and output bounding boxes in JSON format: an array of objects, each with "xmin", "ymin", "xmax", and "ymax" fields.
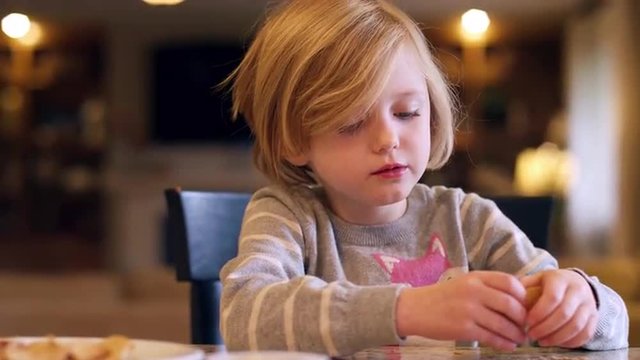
[
  {"xmin": 165, "ymin": 188, "xmax": 251, "ymax": 345},
  {"xmin": 488, "ymin": 195, "xmax": 554, "ymax": 250}
]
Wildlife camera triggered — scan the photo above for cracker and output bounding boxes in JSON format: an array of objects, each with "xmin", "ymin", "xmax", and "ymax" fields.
[{"xmin": 524, "ymin": 286, "xmax": 543, "ymax": 310}]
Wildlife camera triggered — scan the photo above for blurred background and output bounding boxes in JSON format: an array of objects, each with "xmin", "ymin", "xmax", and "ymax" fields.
[{"xmin": 0, "ymin": 0, "xmax": 638, "ymax": 345}]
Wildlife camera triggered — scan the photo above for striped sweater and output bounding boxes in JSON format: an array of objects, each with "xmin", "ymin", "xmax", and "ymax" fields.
[{"xmin": 220, "ymin": 184, "xmax": 628, "ymax": 355}]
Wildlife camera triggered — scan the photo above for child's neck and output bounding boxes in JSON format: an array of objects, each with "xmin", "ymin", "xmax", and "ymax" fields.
[{"xmin": 328, "ymin": 197, "xmax": 408, "ymax": 226}]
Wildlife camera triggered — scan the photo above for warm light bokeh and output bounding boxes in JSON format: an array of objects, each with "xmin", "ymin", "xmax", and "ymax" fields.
[
  {"xmin": 1, "ymin": 13, "xmax": 31, "ymax": 39},
  {"xmin": 142, "ymin": 0, "xmax": 185, "ymax": 5},
  {"xmin": 460, "ymin": 8, "xmax": 490, "ymax": 42}
]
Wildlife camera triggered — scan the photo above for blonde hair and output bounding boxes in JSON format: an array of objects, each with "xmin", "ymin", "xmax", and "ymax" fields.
[{"xmin": 226, "ymin": 0, "xmax": 456, "ymax": 186}]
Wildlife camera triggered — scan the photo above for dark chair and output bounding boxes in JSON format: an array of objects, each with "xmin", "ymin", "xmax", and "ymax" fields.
[
  {"xmin": 489, "ymin": 196, "xmax": 554, "ymax": 251},
  {"xmin": 164, "ymin": 188, "xmax": 251, "ymax": 345},
  {"xmin": 165, "ymin": 189, "xmax": 553, "ymax": 345}
]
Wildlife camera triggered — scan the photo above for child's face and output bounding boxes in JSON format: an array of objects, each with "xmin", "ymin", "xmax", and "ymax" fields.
[{"xmin": 292, "ymin": 44, "xmax": 431, "ymax": 224}]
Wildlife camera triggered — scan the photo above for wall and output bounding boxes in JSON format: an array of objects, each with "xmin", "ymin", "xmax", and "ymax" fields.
[
  {"xmin": 617, "ymin": 0, "xmax": 640, "ymax": 257},
  {"xmin": 103, "ymin": 14, "xmax": 267, "ymax": 271},
  {"xmin": 565, "ymin": 0, "xmax": 640, "ymax": 256}
]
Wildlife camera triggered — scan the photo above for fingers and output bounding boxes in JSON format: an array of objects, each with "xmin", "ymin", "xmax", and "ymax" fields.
[
  {"xmin": 527, "ymin": 285, "xmax": 576, "ymax": 339},
  {"xmin": 555, "ymin": 311, "xmax": 598, "ymax": 348},
  {"xmin": 526, "ymin": 277, "xmax": 569, "ymax": 328},
  {"xmin": 474, "ymin": 325, "xmax": 522, "ymax": 351},
  {"xmin": 474, "ymin": 305, "xmax": 527, "ymax": 346},
  {"xmin": 468, "ymin": 271, "xmax": 528, "ymax": 324},
  {"xmin": 466, "ymin": 272, "xmax": 528, "ymax": 350},
  {"xmin": 523, "ymin": 269, "xmax": 599, "ymax": 348},
  {"xmin": 475, "ymin": 271, "xmax": 527, "ymax": 301},
  {"xmin": 520, "ymin": 272, "xmax": 543, "ymax": 289},
  {"xmin": 538, "ymin": 304, "xmax": 597, "ymax": 347},
  {"xmin": 481, "ymin": 285, "xmax": 528, "ymax": 328}
]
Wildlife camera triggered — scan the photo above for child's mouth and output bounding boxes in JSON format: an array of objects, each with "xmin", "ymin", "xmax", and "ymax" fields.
[{"xmin": 372, "ymin": 164, "xmax": 408, "ymax": 177}]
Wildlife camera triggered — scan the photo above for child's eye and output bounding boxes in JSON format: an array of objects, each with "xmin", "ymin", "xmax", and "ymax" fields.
[
  {"xmin": 338, "ymin": 120, "xmax": 364, "ymax": 135},
  {"xmin": 394, "ymin": 110, "xmax": 421, "ymax": 120}
]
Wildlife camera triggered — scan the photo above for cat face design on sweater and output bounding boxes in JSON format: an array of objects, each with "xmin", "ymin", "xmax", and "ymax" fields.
[{"xmin": 373, "ymin": 235, "xmax": 457, "ymax": 287}]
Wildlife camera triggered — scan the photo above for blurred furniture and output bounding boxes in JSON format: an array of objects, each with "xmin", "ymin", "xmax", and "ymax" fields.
[
  {"xmin": 489, "ymin": 196, "xmax": 554, "ymax": 250},
  {"xmin": 164, "ymin": 188, "xmax": 251, "ymax": 345},
  {"xmin": 0, "ymin": 268, "xmax": 190, "ymax": 341},
  {"xmin": 0, "ymin": 29, "xmax": 107, "ymax": 271}
]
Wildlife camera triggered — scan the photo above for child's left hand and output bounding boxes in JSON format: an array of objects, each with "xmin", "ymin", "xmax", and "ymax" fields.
[{"xmin": 520, "ymin": 269, "xmax": 598, "ymax": 348}]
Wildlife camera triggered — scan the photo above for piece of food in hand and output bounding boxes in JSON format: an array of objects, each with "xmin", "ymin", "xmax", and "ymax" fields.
[{"xmin": 524, "ymin": 286, "xmax": 542, "ymax": 310}]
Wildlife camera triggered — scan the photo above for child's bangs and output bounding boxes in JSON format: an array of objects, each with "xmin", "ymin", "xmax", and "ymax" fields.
[
  {"xmin": 304, "ymin": 72, "xmax": 388, "ymax": 135},
  {"xmin": 299, "ymin": 31, "xmax": 406, "ymax": 135}
]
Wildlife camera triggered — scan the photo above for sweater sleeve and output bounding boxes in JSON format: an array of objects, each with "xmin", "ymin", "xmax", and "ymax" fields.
[
  {"xmin": 459, "ymin": 192, "xmax": 558, "ymax": 276},
  {"xmin": 459, "ymin": 192, "xmax": 629, "ymax": 350},
  {"xmin": 570, "ymin": 268, "xmax": 629, "ymax": 350},
  {"xmin": 219, "ymin": 189, "xmax": 404, "ymax": 356}
]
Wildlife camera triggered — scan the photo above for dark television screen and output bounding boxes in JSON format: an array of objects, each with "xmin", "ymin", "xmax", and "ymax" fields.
[{"xmin": 151, "ymin": 43, "xmax": 251, "ymax": 143}]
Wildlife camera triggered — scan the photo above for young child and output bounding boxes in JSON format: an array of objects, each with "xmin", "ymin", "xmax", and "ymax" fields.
[{"xmin": 219, "ymin": 0, "xmax": 628, "ymax": 356}]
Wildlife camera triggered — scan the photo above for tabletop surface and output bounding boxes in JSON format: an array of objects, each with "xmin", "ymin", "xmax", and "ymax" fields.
[
  {"xmin": 340, "ymin": 346, "xmax": 638, "ymax": 359},
  {"xmin": 200, "ymin": 346, "xmax": 640, "ymax": 360}
]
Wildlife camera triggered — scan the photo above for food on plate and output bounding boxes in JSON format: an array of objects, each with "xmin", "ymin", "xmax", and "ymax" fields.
[
  {"xmin": 0, "ymin": 335, "xmax": 132, "ymax": 360},
  {"xmin": 524, "ymin": 286, "xmax": 543, "ymax": 310}
]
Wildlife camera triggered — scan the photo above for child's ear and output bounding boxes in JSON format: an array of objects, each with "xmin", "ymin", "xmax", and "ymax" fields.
[{"xmin": 286, "ymin": 152, "xmax": 309, "ymax": 166}]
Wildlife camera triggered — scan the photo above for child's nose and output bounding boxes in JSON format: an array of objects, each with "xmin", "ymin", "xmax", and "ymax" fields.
[{"xmin": 372, "ymin": 116, "xmax": 399, "ymax": 153}]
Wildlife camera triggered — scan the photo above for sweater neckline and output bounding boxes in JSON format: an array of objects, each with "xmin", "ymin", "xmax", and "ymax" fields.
[{"xmin": 326, "ymin": 188, "xmax": 422, "ymax": 247}]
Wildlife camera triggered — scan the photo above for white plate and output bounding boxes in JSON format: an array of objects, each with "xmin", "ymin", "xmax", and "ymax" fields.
[
  {"xmin": 207, "ymin": 351, "xmax": 329, "ymax": 360},
  {"xmin": 2, "ymin": 337, "xmax": 204, "ymax": 360}
]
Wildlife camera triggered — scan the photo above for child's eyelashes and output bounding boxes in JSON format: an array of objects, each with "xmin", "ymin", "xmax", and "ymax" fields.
[
  {"xmin": 394, "ymin": 110, "xmax": 421, "ymax": 120},
  {"xmin": 337, "ymin": 109, "xmax": 421, "ymax": 135},
  {"xmin": 338, "ymin": 120, "xmax": 365, "ymax": 135}
]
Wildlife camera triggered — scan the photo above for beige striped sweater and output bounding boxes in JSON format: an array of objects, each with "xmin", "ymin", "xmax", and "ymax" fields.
[{"xmin": 220, "ymin": 184, "xmax": 628, "ymax": 356}]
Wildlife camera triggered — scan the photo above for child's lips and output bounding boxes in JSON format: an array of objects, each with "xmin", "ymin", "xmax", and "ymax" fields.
[{"xmin": 371, "ymin": 164, "xmax": 409, "ymax": 176}]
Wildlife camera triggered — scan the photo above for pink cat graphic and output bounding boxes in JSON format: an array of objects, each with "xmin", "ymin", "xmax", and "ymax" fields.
[{"xmin": 373, "ymin": 235, "xmax": 451, "ymax": 287}]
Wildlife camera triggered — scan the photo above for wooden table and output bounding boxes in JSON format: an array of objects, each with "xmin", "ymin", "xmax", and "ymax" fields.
[{"xmin": 199, "ymin": 345, "xmax": 640, "ymax": 359}]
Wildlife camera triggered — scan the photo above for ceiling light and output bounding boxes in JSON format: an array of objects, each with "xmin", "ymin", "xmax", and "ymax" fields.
[
  {"xmin": 142, "ymin": 0, "xmax": 185, "ymax": 5},
  {"xmin": 461, "ymin": 8, "xmax": 490, "ymax": 37},
  {"xmin": 2, "ymin": 13, "xmax": 31, "ymax": 39}
]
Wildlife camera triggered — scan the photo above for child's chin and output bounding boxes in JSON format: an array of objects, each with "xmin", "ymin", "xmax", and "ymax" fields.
[{"xmin": 371, "ymin": 188, "xmax": 412, "ymax": 206}]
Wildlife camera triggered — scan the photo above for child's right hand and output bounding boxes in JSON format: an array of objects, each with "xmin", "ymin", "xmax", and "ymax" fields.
[{"xmin": 396, "ymin": 271, "xmax": 528, "ymax": 351}]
